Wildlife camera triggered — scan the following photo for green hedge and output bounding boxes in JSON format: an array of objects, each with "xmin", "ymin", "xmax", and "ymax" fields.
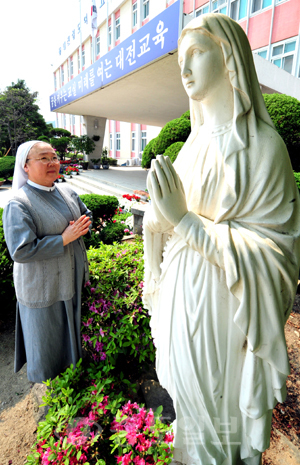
[
  {"xmin": 164, "ymin": 141, "xmax": 184, "ymax": 163},
  {"xmin": 294, "ymin": 172, "xmax": 300, "ymax": 191},
  {"xmin": 0, "ymin": 156, "xmax": 15, "ymax": 179},
  {"xmin": 263, "ymin": 93, "xmax": 300, "ymax": 171},
  {"xmin": 154, "ymin": 117, "xmax": 191, "ymax": 156},
  {"xmin": 141, "ymin": 137, "xmax": 158, "ymax": 169},
  {"xmin": 79, "ymin": 194, "xmax": 119, "ymax": 228}
]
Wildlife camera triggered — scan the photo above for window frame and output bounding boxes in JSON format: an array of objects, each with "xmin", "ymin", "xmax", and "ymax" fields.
[
  {"xmin": 141, "ymin": 131, "xmax": 147, "ymax": 152},
  {"xmin": 109, "ymin": 133, "xmax": 113, "ymax": 150},
  {"xmin": 96, "ymin": 35, "xmax": 100, "ymax": 55},
  {"xmin": 250, "ymin": 0, "xmax": 272, "ymax": 15},
  {"xmin": 271, "ymin": 37, "xmax": 297, "ymax": 75},
  {"xmin": 108, "ymin": 24, "xmax": 112, "ymax": 47},
  {"xmin": 116, "ymin": 132, "xmax": 121, "ymax": 151},
  {"xmin": 132, "ymin": 131, "xmax": 136, "ymax": 152},
  {"xmin": 133, "ymin": 2, "xmax": 138, "ymax": 27},
  {"xmin": 115, "ymin": 17, "xmax": 120, "ymax": 41},
  {"xmin": 82, "ymin": 48, "xmax": 85, "ymax": 68},
  {"xmin": 142, "ymin": 0, "xmax": 149, "ymax": 20},
  {"xmin": 195, "ymin": 3, "xmax": 209, "ymax": 16},
  {"xmin": 70, "ymin": 57, "xmax": 74, "ymax": 76}
]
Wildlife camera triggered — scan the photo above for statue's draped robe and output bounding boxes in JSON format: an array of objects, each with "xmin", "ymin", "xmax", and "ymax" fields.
[{"xmin": 143, "ymin": 117, "xmax": 300, "ymax": 464}]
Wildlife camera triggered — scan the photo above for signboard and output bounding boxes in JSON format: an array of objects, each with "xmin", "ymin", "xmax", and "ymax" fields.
[{"xmin": 50, "ymin": 1, "xmax": 180, "ymax": 112}]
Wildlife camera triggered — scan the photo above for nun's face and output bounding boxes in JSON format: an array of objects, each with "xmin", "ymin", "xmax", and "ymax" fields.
[
  {"xmin": 178, "ymin": 30, "xmax": 227, "ymax": 103},
  {"xmin": 24, "ymin": 143, "xmax": 60, "ymax": 187}
]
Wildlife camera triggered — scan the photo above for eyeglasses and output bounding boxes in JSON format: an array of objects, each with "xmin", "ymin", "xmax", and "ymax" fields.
[{"xmin": 26, "ymin": 156, "xmax": 60, "ymax": 164}]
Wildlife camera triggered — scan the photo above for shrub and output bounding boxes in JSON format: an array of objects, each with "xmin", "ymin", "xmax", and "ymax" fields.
[
  {"xmin": 82, "ymin": 239, "xmax": 155, "ymax": 370},
  {"xmin": 141, "ymin": 137, "xmax": 158, "ymax": 169},
  {"xmin": 181, "ymin": 110, "xmax": 190, "ymax": 120},
  {"xmin": 111, "ymin": 403, "xmax": 173, "ymax": 464},
  {"xmin": 263, "ymin": 93, "xmax": 300, "ymax": 171},
  {"xmin": 164, "ymin": 141, "xmax": 184, "ymax": 163},
  {"xmin": 50, "ymin": 127, "xmax": 71, "ymax": 138},
  {"xmin": 25, "ymin": 361, "xmax": 173, "ymax": 465},
  {"xmin": 107, "ymin": 158, "xmax": 118, "ymax": 166},
  {"xmin": 294, "ymin": 172, "xmax": 300, "ymax": 191},
  {"xmin": 0, "ymin": 156, "xmax": 15, "ymax": 179},
  {"xmin": 25, "ymin": 360, "xmax": 135, "ymax": 465},
  {"xmin": 0, "ymin": 208, "xmax": 15, "ymax": 322},
  {"xmin": 100, "ymin": 221, "xmax": 125, "ymax": 245},
  {"xmin": 154, "ymin": 117, "xmax": 191, "ymax": 156},
  {"xmin": 80, "ymin": 194, "xmax": 119, "ymax": 229},
  {"xmin": 37, "ymin": 135, "xmax": 50, "ymax": 143},
  {"xmin": 50, "ymin": 136, "xmax": 71, "ymax": 160}
]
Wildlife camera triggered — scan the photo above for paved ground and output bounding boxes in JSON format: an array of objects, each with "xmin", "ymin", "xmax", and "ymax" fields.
[{"xmin": 0, "ymin": 166, "xmax": 149, "ymax": 208}]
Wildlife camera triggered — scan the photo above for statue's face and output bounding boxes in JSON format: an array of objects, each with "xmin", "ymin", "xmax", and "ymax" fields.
[{"xmin": 178, "ymin": 30, "xmax": 227, "ymax": 102}]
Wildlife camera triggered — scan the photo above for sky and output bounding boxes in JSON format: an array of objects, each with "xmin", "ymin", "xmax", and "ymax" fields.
[{"xmin": 0, "ymin": 0, "xmax": 87, "ymax": 123}]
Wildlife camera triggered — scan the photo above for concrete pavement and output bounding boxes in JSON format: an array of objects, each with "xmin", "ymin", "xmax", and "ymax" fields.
[{"xmin": 0, "ymin": 166, "xmax": 149, "ymax": 208}]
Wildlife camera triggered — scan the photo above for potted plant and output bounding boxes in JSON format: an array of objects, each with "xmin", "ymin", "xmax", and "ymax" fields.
[
  {"xmin": 55, "ymin": 174, "xmax": 65, "ymax": 183},
  {"xmin": 91, "ymin": 158, "xmax": 100, "ymax": 169},
  {"xmin": 101, "ymin": 147, "xmax": 110, "ymax": 170}
]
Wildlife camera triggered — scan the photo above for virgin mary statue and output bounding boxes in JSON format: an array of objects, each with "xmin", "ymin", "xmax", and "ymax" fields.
[{"xmin": 143, "ymin": 13, "xmax": 300, "ymax": 465}]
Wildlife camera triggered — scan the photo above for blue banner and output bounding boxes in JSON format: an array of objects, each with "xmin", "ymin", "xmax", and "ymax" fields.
[{"xmin": 50, "ymin": 1, "xmax": 180, "ymax": 112}]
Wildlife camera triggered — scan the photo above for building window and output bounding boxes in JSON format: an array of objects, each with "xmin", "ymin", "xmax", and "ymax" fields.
[
  {"xmin": 61, "ymin": 67, "xmax": 64, "ymax": 85},
  {"xmin": 82, "ymin": 48, "xmax": 85, "ymax": 68},
  {"xmin": 54, "ymin": 73, "xmax": 57, "ymax": 90},
  {"xmin": 116, "ymin": 133, "xmax": 121, "ymax": 151},
  {"xmin": 108, "ymin": 25, "xmax": 112, "ymax": 47},
  {"xmin": 67, "ymin": 62, "xmax": 70, "ymax": 81},
  {"xmin": 78, "ymin": 51, "xmax": 80, "ymax": 72},
  {"xmin": 133, "ymin": 2, "xmax": 138, "ymax": 26},
  {"xmin": 64, "ymin": 114, "xmax": 67, "ymax": 127},
  {"xmin": 271, "ymin": 39, "xmax": 296, "ymax": 74},
  {"xmin": 251, "ymin": 0, "xmax": 272, "ymax": 14},
  {"xmin": 132, "ymin": 132, "xmax": 136, "ymax": 151},
  {"xmin": 70, "ymin": 57, "xmax": 73, "ymax": 76},
  {"xmin": 110, "ymin": 133, "xmax": 113, "ymax": 150},
  {"xmin": 196, "ymin": 4, "xmax": 209, "ymax": 16},
  {"xmin": 96, "ymin": 35, "xmax": 100, "ymax": 55},
  {"xmin": 141, "ymin": 131, "xmax": 147, "ymax": 151},
  {"xmin": 115, "ymin": 17, "xmax": 120, "ymax": 40},
  {"xmin": 142, "ymin": 0, "xmax": 149, "ymax": 20},
  {"xmin": 229, "ymin": 0, "xmax": 239, "ymax": 21},
  {"xmin": 211, "ymin": 0, "xmax": 227, "ymax": 14}
]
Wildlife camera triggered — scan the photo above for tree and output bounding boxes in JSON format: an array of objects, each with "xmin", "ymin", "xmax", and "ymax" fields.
[
  {"xmin": 70, "ymin": 135, "xmax": 96, "ymax": 158},
  {"xmin": 0, "ymin": 80, "xmax": 49, "ymax": 156}
]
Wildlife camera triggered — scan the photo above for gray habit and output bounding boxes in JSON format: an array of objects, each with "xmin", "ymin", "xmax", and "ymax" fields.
[{"xmin": 3, "ymin": 186, "xmax": 91, "ymax": 383}]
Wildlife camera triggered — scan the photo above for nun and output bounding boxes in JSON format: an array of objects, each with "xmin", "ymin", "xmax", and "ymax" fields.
[{"xmin": 3, "ymin": 140, "xmax": 92, "ymax": 383}]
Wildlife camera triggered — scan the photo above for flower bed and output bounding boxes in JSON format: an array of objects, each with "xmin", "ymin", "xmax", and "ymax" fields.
[
  {"xmin": 82, "ymin": 239, "xmax": 154, "ymax": 368},
  {"xmin": 25, "ymin": 239, "xmax": 173, "ymax": 465},
  {"xmin": 25, "ymin": 361, "xmax": 173, "ymax": 465}
]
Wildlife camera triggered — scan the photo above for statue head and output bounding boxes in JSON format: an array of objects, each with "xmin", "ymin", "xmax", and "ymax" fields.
[{"xmin": 178, "ymin": 14, "xmax": 273, "ymax": 134}]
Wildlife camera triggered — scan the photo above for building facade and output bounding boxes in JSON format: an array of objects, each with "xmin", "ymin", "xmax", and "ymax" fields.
[{"xmin": 52, "ymin": 0, "xmax": 300, "ymax": 164}]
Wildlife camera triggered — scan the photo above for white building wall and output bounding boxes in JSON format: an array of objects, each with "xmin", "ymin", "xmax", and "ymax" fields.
[{"xmin": 52, "ymin": 0, "xmax": 173, "ymax": 164}]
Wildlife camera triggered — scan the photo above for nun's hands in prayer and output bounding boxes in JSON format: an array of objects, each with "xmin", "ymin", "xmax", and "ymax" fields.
[
  {"xmin": 62, "ymin": 215, "xmax": 92, "ymax": 246},
  {"xmin": 149, "ymin": 155, "xmax": 188, "ymax": 227}
]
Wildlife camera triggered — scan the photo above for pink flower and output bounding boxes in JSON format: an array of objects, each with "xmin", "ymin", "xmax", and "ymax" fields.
[
  {"xmin": 126, "ymin": 428, "xmax": 137, "ymax": 445},
  {"xmin": 113, "ymin": 220, "xmax": 116, "ymax": 223},
  {"xmin": 83, "ymin": 317, "xmax": 93, "ymax": 326},
  {"xmin": 95, "ymin": 341, "xmax": 104, "ymax": 352},
  {"xmin": 124, "ymin": 229, "xmax": 129, "ymax": 233},
  {"xmin": 82, "ymin": 334, "xmax": 90, "ymax": 342},
  {"xmin": 100, "ymin": 352, "xmax": 106, "ymax": 360},
  {"xmin": 130, "ymin": 231, "xmax": 134, "ymax": 235},
  {"xmin": 164, "ymin": 432, "xmax": 174, "ymax": 443},
  {"xmin": 121, "ymin": 451, "xmax": 133, "ymax": 465},
  {"xmin": 133, "ymin": 458, "xmax": 146, "ymax": 465},
  {"xmin": 99, "ymin": 327, "xmax": 104, "ymax": 337}
]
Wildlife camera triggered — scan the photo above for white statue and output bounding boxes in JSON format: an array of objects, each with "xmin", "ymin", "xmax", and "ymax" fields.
[{"xmin": 143, "ymin": 13, "xmax": 300, "ymax": 465}]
